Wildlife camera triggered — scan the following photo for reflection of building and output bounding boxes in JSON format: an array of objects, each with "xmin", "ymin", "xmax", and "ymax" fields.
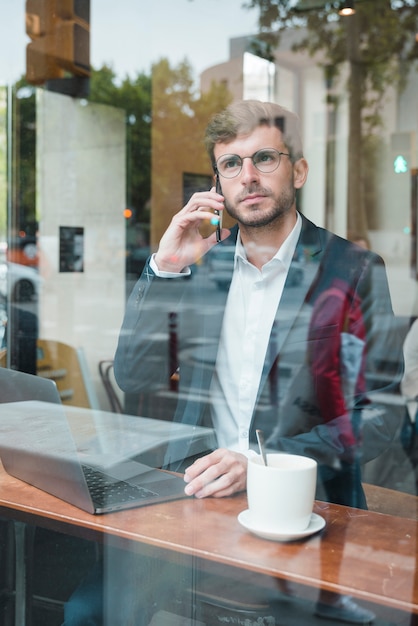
[
  {"xmin": 200, "ymin": 30, "xmax": 418, "ymax": 316},
  {"xmin": 201, "ymin": 32, "xmax": 307, "ymax": 107},
  {"xmin": 150, "ymin": 70, "xmax": 232, "ymax": 246},
  {"xmin": 200, "ymin": 30, "xmax": 344, "ymax": 236}
]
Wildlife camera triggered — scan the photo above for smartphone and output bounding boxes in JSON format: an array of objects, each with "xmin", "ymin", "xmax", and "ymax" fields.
[{"xmin": 215, "ymin": 174, "xmax": 223, "ymax": 243}]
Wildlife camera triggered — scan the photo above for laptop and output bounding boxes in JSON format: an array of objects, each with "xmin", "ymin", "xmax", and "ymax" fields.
[
  {"xmin": 0, "ymin": 366, "xmax": 62, "ymax": 404},
  {"xmin": 0, "ymin": 370, "xmax": 215, "ymax": 515}
]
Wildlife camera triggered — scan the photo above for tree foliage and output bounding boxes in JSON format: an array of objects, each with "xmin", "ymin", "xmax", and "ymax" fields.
[
  {"xmin": 90, "ymin": 58, "xmax": 232, "ymax": 245},
  {"xmin": 152, "ymin": 57, "xmax": 232, "ymax": 187},
  {"xmin": 0, "ymin": 90, "xmax": 7, "ymax": 239},
  {"xmin": 247, "ymin": 0, "xmax": 418, "ymax": 110},
  {"xmin": 89, "ymin": 65, "xmax": 152, "ymax": 225},
  {"xmin": 245, "ymin": 0, "xmax": 418, "ymax": 233},
  {"xmin": 151, "ymin": 57, "xmax": 232, "ymax": 244},
  {"xmin": 11, "ymin": 59, "xmax": 232, "ymax": 248},
  {"xmin": 9, "ymin": 80, "xmax": 37, "ymax": 237}
]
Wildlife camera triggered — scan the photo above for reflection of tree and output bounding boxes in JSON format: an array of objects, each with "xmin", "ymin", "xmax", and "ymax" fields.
[
  {"xmin": 12, "ymin": 67, "xmax": 153, "ymax": 238},
  {"xmin": 247, "ymin": 0, "xmax": 418, "ymax": 236},
  {"xmin": 0, "ymin": 89, "xmax": 5, "ymax": 239},
  {"xmin": 89, "ymin": 65, "xmax": 152, "ymax": 226},
  {"xmin": 151, "ymin": 58, "xmax": 232, "ymax": 246},
  {"xmin": 11, "ymin": 80, "xmax": 37, "ymax": 238},
  {"xmin": 13, "ymin": 59, "xmax": 232, "ymax": 249}
]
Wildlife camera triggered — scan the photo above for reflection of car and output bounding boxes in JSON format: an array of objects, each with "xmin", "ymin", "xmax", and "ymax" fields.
[
  {"xmin": 6, "ymin": 235, "xmax": 39, "ymax": 268},
  {"xmin": 0, "ymin": 262, "xmax": 41, "ymax": 302},
  {"xmin": 208, "ymin": 246, "xmax": 235, "ymax": 290},
  {"xmin": 209, "ymin": 245, "xmax": 305, "ymax": 290}
]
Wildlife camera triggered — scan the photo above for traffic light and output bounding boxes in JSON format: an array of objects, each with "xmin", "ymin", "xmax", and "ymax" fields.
[
  {"xmin": 391, "ymin": 132, "xmax": 412, "ymax": 175},
  {"xmin": 26, "ymin": 0, "xmax": 90, "ymax": 86}
]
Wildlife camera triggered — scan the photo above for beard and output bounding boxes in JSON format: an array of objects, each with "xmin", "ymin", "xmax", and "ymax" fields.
[{"xmin": 224, "ymin": 182, "xmax": 296, "ymax": 229}]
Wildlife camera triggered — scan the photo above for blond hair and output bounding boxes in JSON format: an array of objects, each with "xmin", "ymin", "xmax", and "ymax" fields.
[{"xmin": 204, "ymin": 100, "xmax": 304, "ymax": 166}]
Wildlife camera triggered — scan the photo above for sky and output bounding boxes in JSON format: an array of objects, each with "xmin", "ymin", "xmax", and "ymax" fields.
[{"xmin": 0, "ymin": 0, "xmax": 260, "ymax": 84}]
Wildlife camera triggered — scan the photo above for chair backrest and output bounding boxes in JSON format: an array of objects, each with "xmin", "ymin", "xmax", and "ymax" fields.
[
  {"xmin": 98, "ymin": 360, "xmax": 123, "ymax": 413},
  {"xmin": 37, "ymin": 339, "xmax": 94, "ymax": 408}
]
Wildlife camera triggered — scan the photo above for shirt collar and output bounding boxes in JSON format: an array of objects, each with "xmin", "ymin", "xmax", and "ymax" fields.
[{"xmin": 235, "ymin": 212, "xmax": 302, "ymax": 271}]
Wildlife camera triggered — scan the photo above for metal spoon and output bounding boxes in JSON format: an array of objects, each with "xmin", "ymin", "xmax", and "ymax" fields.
[{"xmin": 256, "ymin": 429, "xmax": 268, "ymax": 466}]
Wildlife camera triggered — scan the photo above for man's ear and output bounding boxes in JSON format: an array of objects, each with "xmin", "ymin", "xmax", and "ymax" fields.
[{"xmin": 293, "ymin": 158, "xmax": 309, "ymax": 189}]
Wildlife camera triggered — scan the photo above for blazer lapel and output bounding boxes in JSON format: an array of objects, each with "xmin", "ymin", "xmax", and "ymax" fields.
[{"xmin": 257, "ymin": 216, "xmax": 326, "ymax": 396}]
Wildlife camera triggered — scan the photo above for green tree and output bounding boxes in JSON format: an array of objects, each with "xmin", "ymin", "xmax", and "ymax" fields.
[
  {"xmin": 0, "ymin": 88, "xmax": 9, "ymax": 240},
  {"xmin": 9, "ymin": 81, "xmax": 37, "ymax": 239},
  {"xmin": 8, "ymin": 67, "xmax": 152, "ymax": 248},
  {"xmin": 152, "ymin": 57, "xmax": 232, "ymax": 194},
  {"xmin": 151, "ymin": 57, "xmax": 232, "ymax": 244},
  {"xmin": 89, "ymin": 65, "xmax": 152, "ymax": 226},
  {"xmin": 10, "ymin": 59, "xmax": 231, "ymax": 252},
  {"xmin": 246, "ymin": 0, "xmax": 418, "ymax": 235},
  {"xmin": 89, "ymin": 60, "xmax": 232, "ymax": 246}
]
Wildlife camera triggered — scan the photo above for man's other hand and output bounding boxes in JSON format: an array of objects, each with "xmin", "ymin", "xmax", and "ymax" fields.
[{"xmin": 183, "ymin": 448, "xmax": 247, "ymax": 498}]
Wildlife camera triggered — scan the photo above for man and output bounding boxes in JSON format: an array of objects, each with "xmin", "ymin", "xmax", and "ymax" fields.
[
  {"xmin": 115, "ymin": 99, "xmax": 401, "ymax": 503},
  {"xmin": 65, "ymin": 100, "xmax": 403, "ymax": 625}
]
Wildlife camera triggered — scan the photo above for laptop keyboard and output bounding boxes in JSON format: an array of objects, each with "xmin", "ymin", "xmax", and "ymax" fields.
[{"xmin": 82, "ymin": 465, "xmax": 159, "ymax": 508}]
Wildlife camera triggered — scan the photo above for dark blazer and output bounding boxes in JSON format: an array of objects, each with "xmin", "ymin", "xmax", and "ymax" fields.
[{"xmin": 114, "ymin": 214, "xmax": 404, "ymax": 506}]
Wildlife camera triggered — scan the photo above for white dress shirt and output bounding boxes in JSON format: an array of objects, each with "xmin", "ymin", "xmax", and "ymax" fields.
[
  {"xmin": 150, "ymin": 213, "xmax": 302, "ymax": 452},
  {"xmin": 401, "ymin": 318, "xmax": 418, "ymax": 421},
  {"xmin": 211, "ymin": 214, "xmax": 302, "ymax": 452}
]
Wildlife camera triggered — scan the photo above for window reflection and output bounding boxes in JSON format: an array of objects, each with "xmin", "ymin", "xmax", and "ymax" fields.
[{"xmin": 0, "ymin": 1, "xmax": 417, "ymax": 625}]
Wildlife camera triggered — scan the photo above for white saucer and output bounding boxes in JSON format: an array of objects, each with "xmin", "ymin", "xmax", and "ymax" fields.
[{"xmin": 237, "ymin": 510, "xmax": 326, "ymax": 542}]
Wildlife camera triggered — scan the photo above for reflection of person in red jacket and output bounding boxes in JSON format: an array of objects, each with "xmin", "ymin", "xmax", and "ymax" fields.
[
  {"xmin": 308, "ymin": 276, "xmax": 368, "ymax": 508},
  {"xmin": 308, "ymin": 277, "xmax": 367, "ymax": 449}
]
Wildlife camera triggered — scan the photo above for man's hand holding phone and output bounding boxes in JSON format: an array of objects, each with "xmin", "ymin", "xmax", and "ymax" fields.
[
  {"xmin": 154, "ymin": 186, "xmax": 228, "ymax": 274},
  {"xmin": 214, "ymin": 174, "xmax": 223, "ymax": 243}
]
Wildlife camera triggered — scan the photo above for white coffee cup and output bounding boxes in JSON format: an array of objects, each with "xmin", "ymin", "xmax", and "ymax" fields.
[{"xmin": 247, "ymin": 453, "xmax": 317, "ymax": 532}]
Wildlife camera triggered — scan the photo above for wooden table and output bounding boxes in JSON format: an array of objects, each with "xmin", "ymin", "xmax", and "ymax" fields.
[{"xmin": 0, "ymin": 463, "xmax": 417, "ymax": 624}]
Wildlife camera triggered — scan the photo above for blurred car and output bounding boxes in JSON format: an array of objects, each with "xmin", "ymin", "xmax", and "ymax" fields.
[
  {"xmin": 0, "ymin": 262, "xmax": 41, "ymax": 302},
  {"xmin": 207, "ymin": 246, "xmax": 235, "ymax": 290},
  {"xmin": 209, "ymin": 245, "xmax": 305, "ymax": 290},
  {"xmin": 6, "ymin": 235, "xmax": 39, "ymax": 268}
]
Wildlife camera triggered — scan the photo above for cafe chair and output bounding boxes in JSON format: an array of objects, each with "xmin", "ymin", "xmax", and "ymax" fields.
[
  {"xmin": 98, "ymin": 359, "xmax": 123, "ymax": 413},
  {"xmin": 1, "ymin": 340, "xmax": 97, "ymax": 408},
  {"xmin": 195, "ymin": 587, "xmax": 278, "ymax": 625},
  {"xmin": 36, "ymin": 338, "xmax": 99, "ymax": 409},
  {"xmin": 186, "ymin": 571, "xmax": 281, "ymax": 626}
]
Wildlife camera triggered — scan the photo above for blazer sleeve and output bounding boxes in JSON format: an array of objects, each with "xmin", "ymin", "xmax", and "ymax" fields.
[{"xmin": 113, "ymin": 259, "xmax": 189, "ymax": 394}]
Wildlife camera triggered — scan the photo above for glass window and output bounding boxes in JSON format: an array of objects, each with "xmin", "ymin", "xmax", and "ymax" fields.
[{"xmin": 0, "ymin": 1, "xmax": 417, "ymax": 625}]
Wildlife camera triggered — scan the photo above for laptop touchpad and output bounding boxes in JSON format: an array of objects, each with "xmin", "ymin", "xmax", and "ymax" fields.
[{"xmin": 104, "ymin": 460, "xmax": 158, "ymax": 482}]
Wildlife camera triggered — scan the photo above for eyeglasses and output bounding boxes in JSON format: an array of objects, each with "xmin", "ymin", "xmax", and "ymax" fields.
[{"xmin": 215, "ymin": 148, "xmax": 290, "ymax": 179}]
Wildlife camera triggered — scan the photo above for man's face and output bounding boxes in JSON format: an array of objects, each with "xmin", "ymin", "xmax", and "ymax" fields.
[{"xmin": 213, "ymin": 125, "xmax": 305, "ymax": 229}]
